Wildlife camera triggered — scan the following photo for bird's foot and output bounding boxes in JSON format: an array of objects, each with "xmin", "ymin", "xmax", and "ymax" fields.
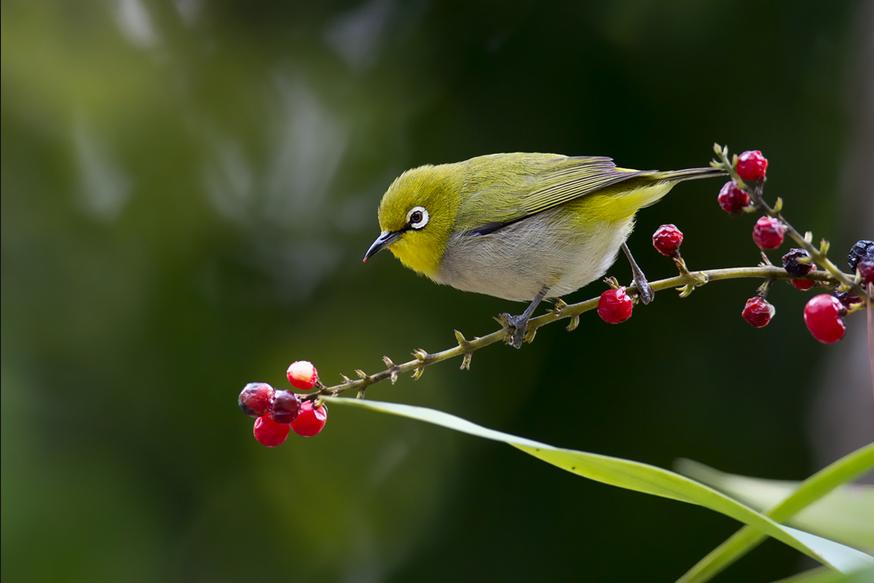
[
  {"xmin": 634, "ymin": 275, "xmax": 654, "ymax": 305},
  {"xmin": 498, "ymin": 312, "xmax": 530, "ymax": 349}
]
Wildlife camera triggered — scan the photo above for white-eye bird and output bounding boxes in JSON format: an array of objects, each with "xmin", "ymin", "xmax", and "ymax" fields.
[{"xmin": 363, "ymin": 153, "xmax": 724, "ymax": 347}]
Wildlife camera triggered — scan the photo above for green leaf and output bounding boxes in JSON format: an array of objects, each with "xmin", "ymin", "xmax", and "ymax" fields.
[
  {"xmin": 773, "ymin": 565, "xmax": 874, "ymax": 583},
  {"xmin": 677, "ymin": 444, "xmax": 874, "ymax": 583},
  {"xmin": 677, "ymin": 457, "xmax": 874, "ymax": 549},
  {"xmin": 324, "ymin": 397, "xmax": 874, "ymax": 575}
]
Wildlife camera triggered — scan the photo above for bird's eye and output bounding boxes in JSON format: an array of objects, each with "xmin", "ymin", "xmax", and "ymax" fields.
[{"xmin": 406, "ymin": 206, "xmax": 429, "ymax": 230}]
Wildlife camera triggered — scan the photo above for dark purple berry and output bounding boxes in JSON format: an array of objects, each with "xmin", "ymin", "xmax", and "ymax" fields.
[
  {"xmin": 238, "ymin": 383, "xmax": 274, "ymax": 418},
  {"xmin": 781, "ymin": 248, "xmax": 814, "ymax": 278},
  {"xmin": 270, "ymin": 390, "xmax": 302, "ymax": 424},
  {"xmin": 847, "ymin": 240, "xmax": 874, "ymax": 272}
]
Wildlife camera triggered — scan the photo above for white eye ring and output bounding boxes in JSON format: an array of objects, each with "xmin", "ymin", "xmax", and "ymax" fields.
[{"xmin": 406, "ymin": 206, "xmax": 429, "ymax": 230}]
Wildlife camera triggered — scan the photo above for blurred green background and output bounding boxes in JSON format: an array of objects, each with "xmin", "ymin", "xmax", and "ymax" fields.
[{"xmin": 3, "ymin": 1, "xmax": 872, "ymax": 581}]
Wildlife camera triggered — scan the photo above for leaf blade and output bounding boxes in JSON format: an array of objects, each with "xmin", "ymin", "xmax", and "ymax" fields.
[
  {"xmin": 676, "ymin": 444, "xmax": 874, "ymax": 583},
  {"xmin": 324, "ymin": 397, "xmax": 874, "ymax": 574}
]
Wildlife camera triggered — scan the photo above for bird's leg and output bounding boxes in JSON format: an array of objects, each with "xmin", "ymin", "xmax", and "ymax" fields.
[
  {"xmin": 500, "ymin": 286, "xmax": 549, "ymax": 349},
  {"xmin": 621, "ymin": 242, "xmax": 654, "ymax": 305}
]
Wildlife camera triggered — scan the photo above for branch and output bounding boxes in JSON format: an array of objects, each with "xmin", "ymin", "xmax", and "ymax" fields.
[
  {"xmin": 305, "ymin": 264, "xmax": 850, "ymax": 402},
  {"xmin": 712, "ymin": 144, "xmax": 868, "ymax": 297}
]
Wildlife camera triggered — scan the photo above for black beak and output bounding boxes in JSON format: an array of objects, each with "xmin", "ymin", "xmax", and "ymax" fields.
[{"xmin": 362, "ymin": 231, "xmax": 401, "ymax": 263}]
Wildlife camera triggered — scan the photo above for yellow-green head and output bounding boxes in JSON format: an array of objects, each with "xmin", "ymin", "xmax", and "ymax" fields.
[{"xmin": 363, "ymin": 163, "xmax": 461, "ymax": 278}]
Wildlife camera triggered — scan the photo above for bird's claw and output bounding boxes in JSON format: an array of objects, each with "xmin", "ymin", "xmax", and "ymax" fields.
[
  {"xmin": 635, "ymin": 277, "xmax": 654, "ymax": 305},
  {"xmin": 499, "ymin": 312, "xmax": 529, "ymax": 349}
]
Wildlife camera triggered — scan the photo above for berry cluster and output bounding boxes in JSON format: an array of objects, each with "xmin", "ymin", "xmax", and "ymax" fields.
[
  {"xmin": 596, "ymin": 149, "xmax": 870, "ymax": 343},
  {"xmin": 238, "ymin": 360, "xmax": 328, "ymax": 447},
  {"xmin": 711, "ymin": 148, "xmax": 870, "ymax": 343}
]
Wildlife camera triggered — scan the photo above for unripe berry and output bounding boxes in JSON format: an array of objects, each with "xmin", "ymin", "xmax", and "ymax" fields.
[
  {"xmin": 717, "ymin": 182, "xmax": 750, "ymax": 214},
  {"xmin": 652, "ymin": 224, "xmax": 684, "ymax": 257},
  {"xmin": 238, "ymin": 382, "xmax": 274, "ymax": 418},
  {"xmin": 859, "ymin": 260, "xmax": 874, "ymax": 286},
  {"xmin": 741, "ymin": 296, "xmax": 775, "ymax": 328},
  {"xmin": 847, "ymin": 240, "xmax": 874, "ymax": 272},
  {"xmin": 292, "ymin": 401, "xmax": 328, "ymax": 437},
  {"xmin": 597, "ymin": 287, "xmax": 634, "ymax": 324},
  {"xmin": 752, "ymin": 216, "xmax": 785, "ymax": 250},
  {"xmin": 781, "ymin": 248, "xmax": 814, "ymax": 278},
  {"xmin": 803, "ymin": 294, "xmax": 846, "ymax": 344},
  {"xmin": 287, "ymin": 361, "xmax": 319, "ymax": 391},
  {"xmin": 271, "ymin": 390, "xmax": 302, "ymax": 424},
  {"xmin": 735, "ymin": 150, "xmax": 768, "ymax": 183},
  {"xmin": 791, "ymin": 278, "xmax": 815, "ymax": 291},
  {"xmin": 253, "ymin": 415, "xmax": 291, "ymax": 447}
]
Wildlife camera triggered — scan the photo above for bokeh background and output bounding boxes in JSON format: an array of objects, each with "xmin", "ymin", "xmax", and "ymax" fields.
[{"xmin": 3, "ymin": 1, "xmax": 873, "ymax": 581}]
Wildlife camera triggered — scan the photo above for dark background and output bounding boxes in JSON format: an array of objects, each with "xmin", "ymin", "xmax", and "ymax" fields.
[{"xmin": 3, "ymin": 1, "xmax": 872, "ymax": 581}]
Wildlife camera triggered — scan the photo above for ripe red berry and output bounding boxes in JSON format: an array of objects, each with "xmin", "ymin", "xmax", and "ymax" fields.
[
  {"xmin": 741, "ymin": 296, "xmax": 775, "ymax": 328},
  {"xmin": 735, "ymin": 150, "xmax": 768, "ymax": 183},
  {"xmin": 287, "ymin": 361, "xmax": 319, "ymax": 391},
  {"xmin": 717, "ymin": 182, "xmax": 751, "ymax": 214},
  {"xmin": 803, "ymin": 294, "xmax": 846, "ymax": 344},
  {"xmin": 238, "ymin": 382, "xmax": 275, "ymax": 418},
  {"xmin": 791, "ymin": 278, "xmax": 815, "ymax": 291},
  {"xmin": 291, "ymin": 401, "xmax": 328, "ymax": 437},
  {"xmin": 597, "ymin": 287, "xmax": 634, "ymax": 324},
  {"xmin": 652, "ymin": 224, "xmax": 684, "ymax": 256},
  {"xmin": 752, "ymin": 216, "xmax": 785, "ymax": 249},
  {"xmin": 253, "ymin": 414, "xmax": 291, "ymax": 447},
  {"xmin": 270, "ymin": 390, "xmax": 302, "ymax": 424},
  {"xmin": 859, "ymin": 260, "xmax": 874, "ymax": 286}
]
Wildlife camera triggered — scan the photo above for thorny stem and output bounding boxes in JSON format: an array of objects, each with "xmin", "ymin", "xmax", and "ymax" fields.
[{"xmin": 303, "ymin": 265, "xmax": 850, "ymax": 402}]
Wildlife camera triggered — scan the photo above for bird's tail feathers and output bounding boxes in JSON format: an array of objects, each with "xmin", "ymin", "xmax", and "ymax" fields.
[{"xmin": 652, "ymin": 167, "xmax": 727, "ymax": 182}]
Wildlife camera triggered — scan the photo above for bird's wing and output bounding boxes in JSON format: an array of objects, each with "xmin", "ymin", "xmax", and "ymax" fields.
[{"xmin": 457, "ymin": 154, "xmax": 650, "ymax": 236}]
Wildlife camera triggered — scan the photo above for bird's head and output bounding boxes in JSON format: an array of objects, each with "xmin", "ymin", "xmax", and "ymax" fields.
[{"xmin": 363, "ymin": 164, "xmax": 460, "ymax": 278}]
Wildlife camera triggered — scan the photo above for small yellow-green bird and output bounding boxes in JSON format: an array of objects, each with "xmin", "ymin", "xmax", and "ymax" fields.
[{"xmin": 363, "ymin": 153, "xmax": 724, "ymax": 348}]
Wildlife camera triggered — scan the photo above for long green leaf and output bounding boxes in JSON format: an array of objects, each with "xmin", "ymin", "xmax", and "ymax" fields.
[
  {"xmin": 678, "ymin": 457, "xmax": 874, "ymax": 548},
  {"xmin": 773, "ymin": 565, "xmax": 874, "ymax": 583},
  {"xmin": 677, "ymin": 444, "xmax": 874, "ymax": 583},
  {"xmin": 324, "ymin": 397, "xmax": 874, "ymax": 574}
]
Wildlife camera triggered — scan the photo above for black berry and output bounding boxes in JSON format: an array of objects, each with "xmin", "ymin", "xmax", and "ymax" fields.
[
  {"xmin": 848, "ymin": 240, "xmax": 874, "ymax": 272},
  {"xmin": 781, "ymin": 248, "xmax": 814, "ymax": 278}
]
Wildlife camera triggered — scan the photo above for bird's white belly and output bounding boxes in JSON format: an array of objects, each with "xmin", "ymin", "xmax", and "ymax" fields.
[{"xmin": 437, "ymin": 209, "xmax": 635, "ymax": 302}]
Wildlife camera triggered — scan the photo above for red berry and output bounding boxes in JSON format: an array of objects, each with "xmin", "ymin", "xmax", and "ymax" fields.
[
  {"xmin": 238, "ymin": 382, "xmax": 275, "ymax": 418},
  {"xmin": 652, "ymin": 224, "xmax": 684, "ymax": 256},
  {"xmin": 741, "ymin": 296, "xmax": 775, "ymax": 328},
  {"xmin": 735, "ymin": 150, "xmax": 768, "ymax": 183},
  {"xmin": 752, "ymin": 216, "xmax": 785, "ymax": 249},
  {"xmin": 287, "ymin": 361, "xmax": 319, "ymax": 391},
  {"xmin": 253, "ymin": 415, "xmax": 291, "ymax": 447},
  {"xmin": 803, "ymin": 294, "xmax": 846, "ymax": 344},
  {"xmin": 597, "ymin": 287, "xmax": 634, "ymax": 324},
  {"xmin": 270, "ymin": 390, "xmax": 302, "ymax": 424},
  {"xmin": 859, "ymin": 260, "xmax": 874, "ymax": 286},
  {"xmin": 291, "ymin": 401, "xmax": 328, "ymax": 437},
  {"xmin": 791, "ymin": 278, "xmax": 815, "ymax": 291},
  {"xmin": 717, "ymin": 182, "xmax": 751, "ymax": 214}
]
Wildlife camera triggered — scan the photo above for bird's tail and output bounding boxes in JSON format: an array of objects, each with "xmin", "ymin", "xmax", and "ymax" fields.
[{"xmin": 652, "ymin": 166, "xmax": 727, "ymax": 183}]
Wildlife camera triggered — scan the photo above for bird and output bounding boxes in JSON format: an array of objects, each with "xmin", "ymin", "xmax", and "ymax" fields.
[{"xmin": 363, "ymin": 152, "xmax": 724, "ymax": 348}]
